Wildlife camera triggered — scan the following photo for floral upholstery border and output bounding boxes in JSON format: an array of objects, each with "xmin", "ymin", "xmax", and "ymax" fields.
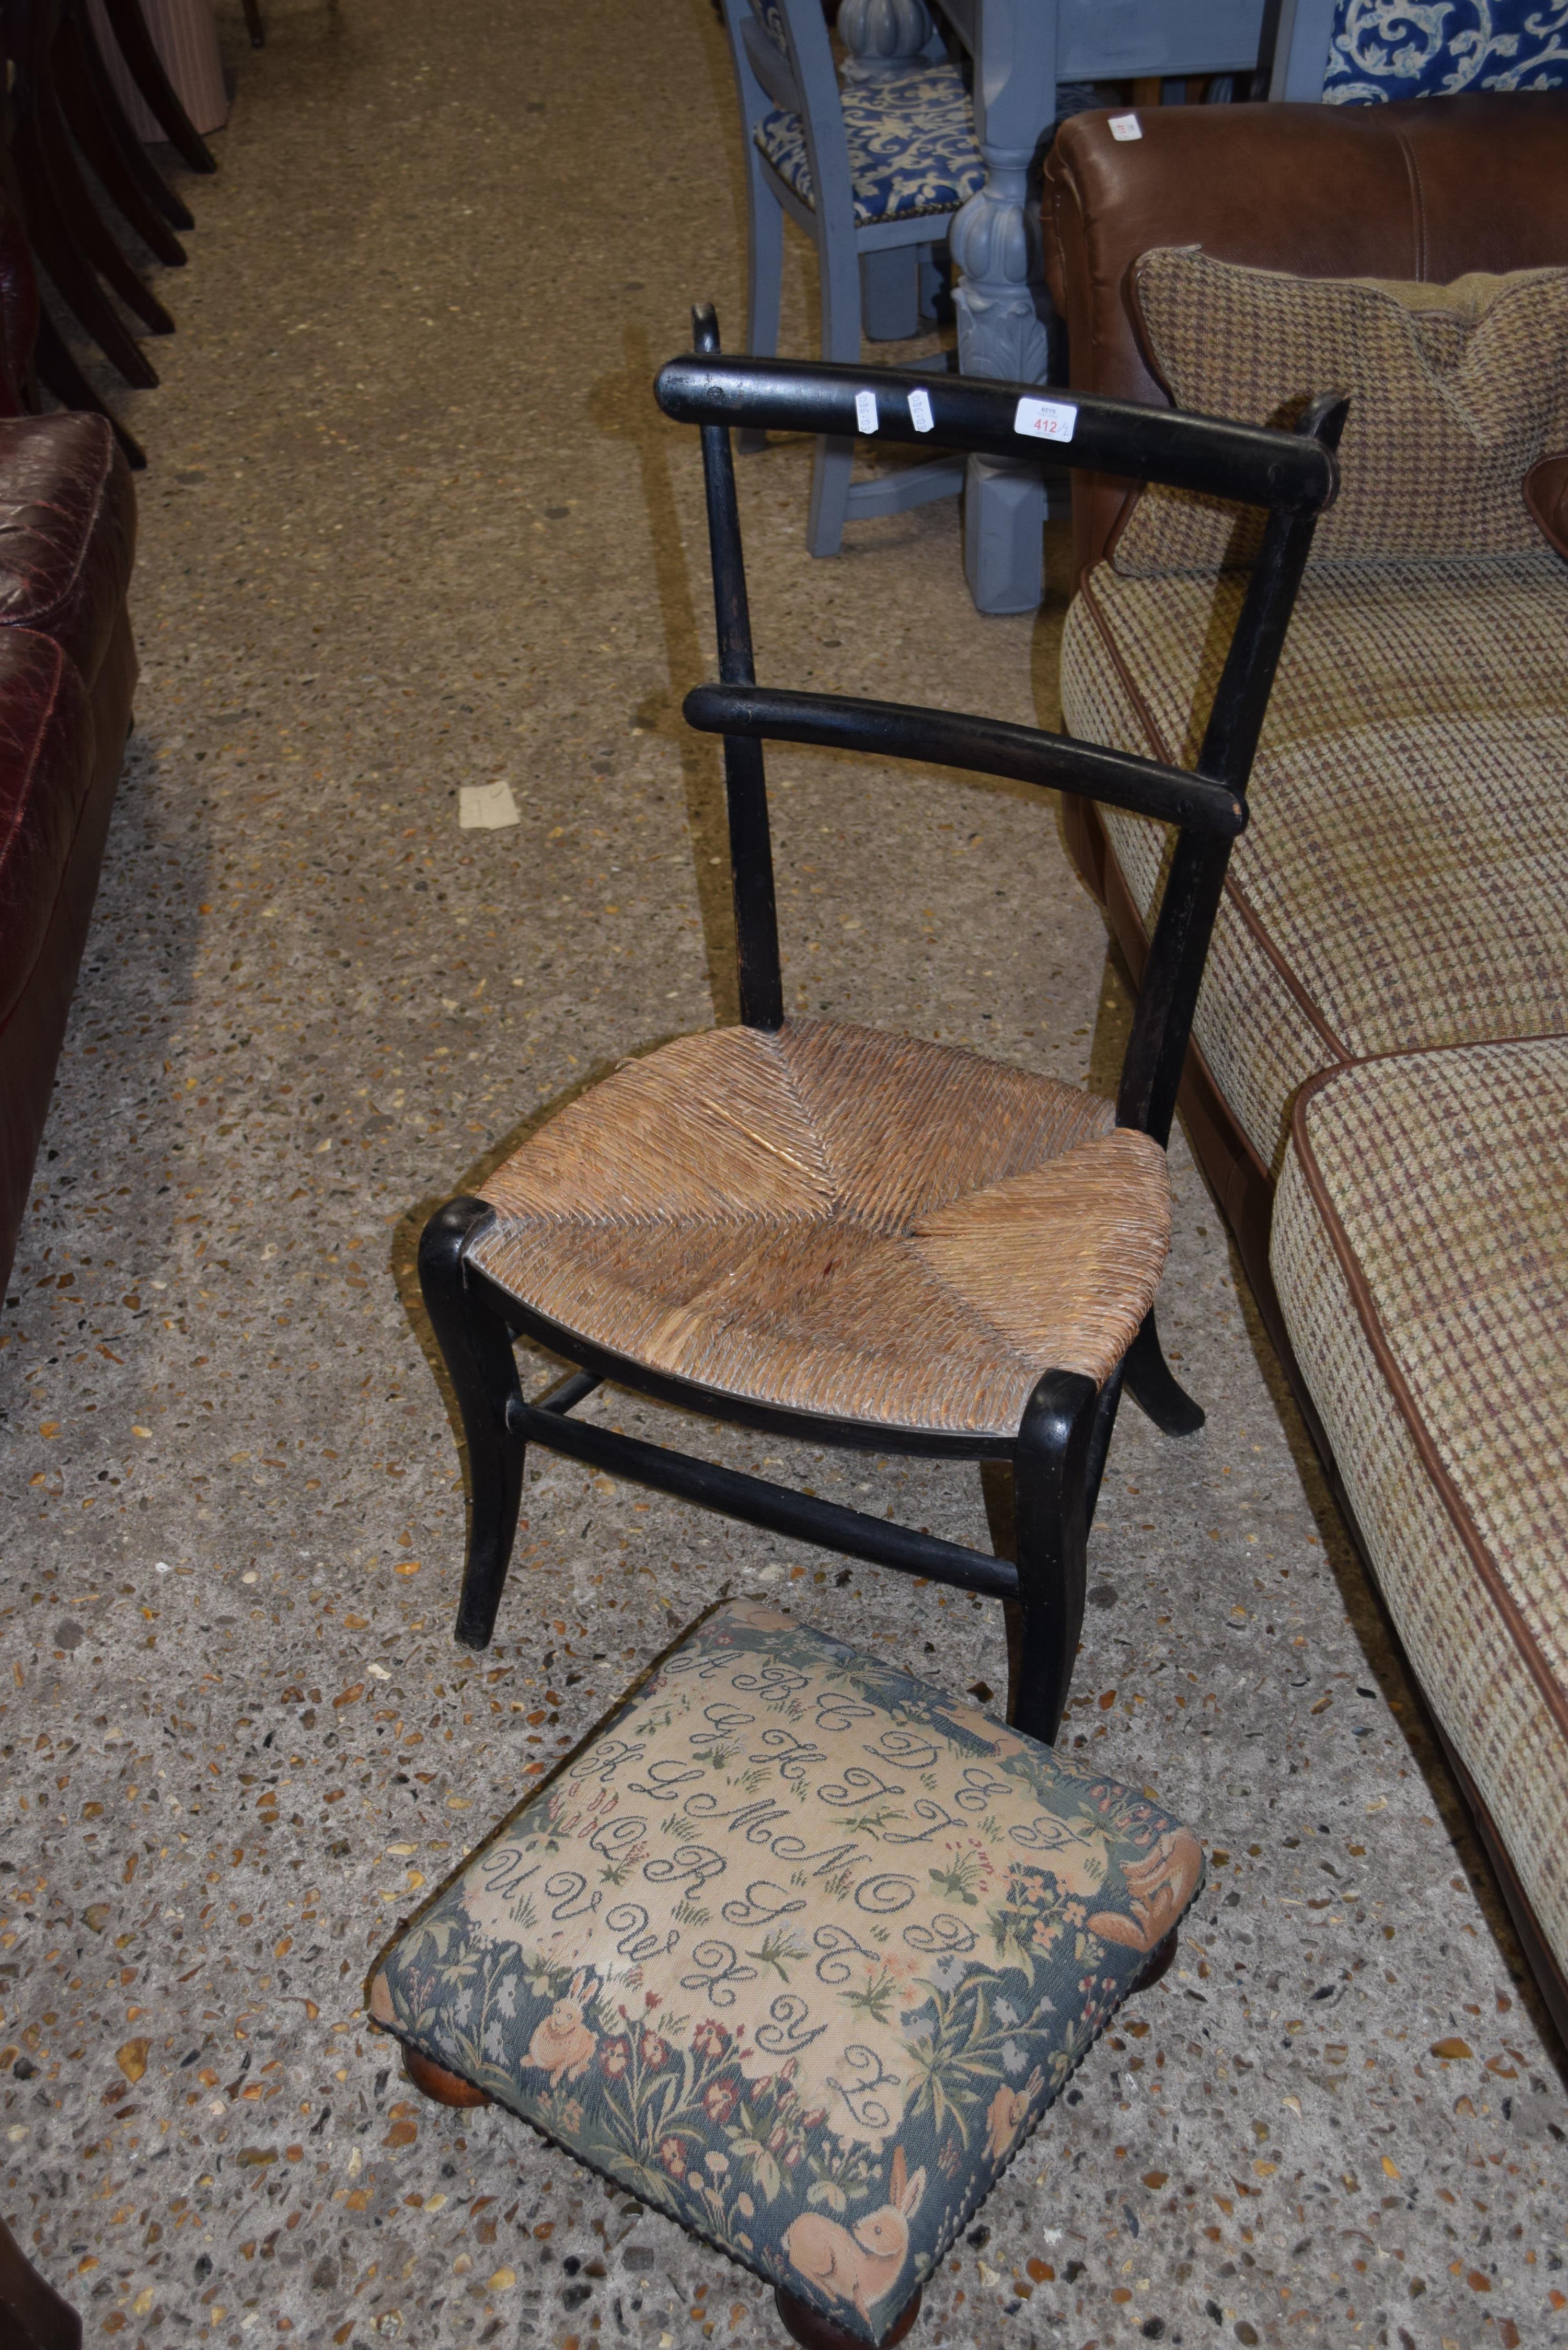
[{"xmin": 370, "ymin": 1603, "xmax": 1203, "ymax": 2346}]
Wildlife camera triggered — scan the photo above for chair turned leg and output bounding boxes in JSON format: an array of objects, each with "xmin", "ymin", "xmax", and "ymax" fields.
[
  {"xmin": 418, "ymin": 1196, "xmax": 525, "ymax": 1652},
  {"xmin": 1009, "ymin": 1369, "xmax": 1098, "ymax": 1746},
  {"xmin": 243, "ymin": 0, "xmax": 265, "ymax": 45},
  {"xmin": 775, "ymin": 2284, "xmax": 922, "ymax": 2349},
  {"xmin": 403, "ymin": 2047, "xmax": 490, "ymax": 2110},
  {"xmin": 1123, "ymin": 1308, "xmax": 1205, "ymax": 1437}
]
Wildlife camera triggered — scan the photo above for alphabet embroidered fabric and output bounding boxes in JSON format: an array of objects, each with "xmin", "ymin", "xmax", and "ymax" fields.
[{"xmin": 370, "ymin": 1603, "xmax": 1203, "ymax": 2345}]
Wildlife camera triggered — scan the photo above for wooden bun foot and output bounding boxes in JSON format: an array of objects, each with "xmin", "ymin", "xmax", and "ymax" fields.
[
  {"xmin": 774, "ymin": 2284, "xmax": 921, "ymax": 2348},
  {"xmin": 402, "ymin": 2046, "xmax": 491, "ymax": 2109},
  {"xmin": 1133, "ymin": 1928, "xmax": 1179, "ymax": 1995}
]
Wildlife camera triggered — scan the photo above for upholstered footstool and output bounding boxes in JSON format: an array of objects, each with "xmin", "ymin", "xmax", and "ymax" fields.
[{"xmin": 369, "ymin": 1602, "xmax": 1204, "ymax": 2346}]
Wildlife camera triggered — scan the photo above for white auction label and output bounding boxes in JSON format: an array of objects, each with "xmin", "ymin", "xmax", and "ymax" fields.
[
  {"xmin": 1108, "ymin": 111, "xmax": 1142, "ymax": 140},
  {"xmin": 1013, "ymin": 395, "xmax": 1078, "ymax": 444},
  {"xmin": 855, "ymin": 388, "xmax": 879, "ymax": 433},
  {"xmin": 907, "ymin": 386, "xmax": 935, "ymax": 433}
]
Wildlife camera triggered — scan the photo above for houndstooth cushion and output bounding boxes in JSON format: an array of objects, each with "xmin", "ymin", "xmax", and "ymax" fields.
[
  {"xmin": 1115, "ymin": 251, "xmax": 1568, "ymax": 575},
  {"xmin": 370, "ymin": 1602, "xmax": 1203, "ymax": 2346},
  {"xmin": 756, "ymin": 61, "xmax": 985, "ymax": 225}
]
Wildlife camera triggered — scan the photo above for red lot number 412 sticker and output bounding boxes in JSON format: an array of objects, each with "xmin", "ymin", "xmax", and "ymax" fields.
[{"xmin": 1014, "ymin": 396, "xmax": 1077, "ymax": 444}]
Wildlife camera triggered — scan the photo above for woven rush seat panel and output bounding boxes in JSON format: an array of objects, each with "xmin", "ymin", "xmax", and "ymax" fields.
[
  {"xmin": 371, "ymin": 1600, "xmax": 1204, "ymax": 2346},
  {"xmin": 1271, "ymin": 1039, "xmax": 1568, "ymax": 1974},
  {"xmin": 471, "ymin": 1018, "xmax": 1171, "ymax": 1438},
  {"xmin": 1062, "ymin": 554, "xmax": 1568, "ymax": 1174}
]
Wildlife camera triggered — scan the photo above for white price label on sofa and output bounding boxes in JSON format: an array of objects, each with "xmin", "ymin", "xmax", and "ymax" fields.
[
  {"xmin": 855, "ymin": 388, "xmax": 879, "ymax": 433},
  {"xmin": 908, "ymin": 386, "xmax": 934, "ymax": 433},
  {"xmin": 1014, "ymin": 395, "xmax": 1078, "ymax": 444},
  {"xmin": 1109, "ymin": 111, "xmax": 1142, "ymax": 140}
]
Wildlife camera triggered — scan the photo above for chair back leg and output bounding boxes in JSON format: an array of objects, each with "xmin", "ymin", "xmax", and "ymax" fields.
[
  {"xmin": 1122, "ymin": 1306, "xmax": 1206, "ymax": 1436},
  {"xmin": 739, "ymin": 154, "xmax": 785, "ymax": 456},
  {"xmin": 805, "ymin": 215, "xmax": 863, "ymax": 557},
  {"xmin": 861, "ymin": 243, "xmax": 919, "ymax": 339}
]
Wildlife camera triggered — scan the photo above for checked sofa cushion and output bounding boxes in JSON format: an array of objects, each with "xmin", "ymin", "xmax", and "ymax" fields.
[
  {"xmin": 1114, "ymin": 250, "xmax": 1568, "ymax": 577},
  {"xmin": 756, "ymin": 61, "xmax": 985, "ymax": 226},
  {"xmin": 370, "ymin": 1602, "xmax": 1203, "ymax": 2346}
]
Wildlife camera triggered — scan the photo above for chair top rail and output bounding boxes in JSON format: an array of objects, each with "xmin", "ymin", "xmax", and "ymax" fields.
[
  {"xmin": 685, "ymin": 682, "xmax": 1248, "ymax": 839},
  {"xmin": 656, "ymin": 352, "xmax": 1340, "ymax": 516}
]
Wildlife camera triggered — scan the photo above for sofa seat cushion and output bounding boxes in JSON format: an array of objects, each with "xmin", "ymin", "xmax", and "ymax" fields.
[
  {"xmin": 756, "ymin": 62, "xmax": 986, "ymax": 225},
  {"xmin": 1061, "ymin": 552, "xmax": 1568, "ymax": 1172},
  {"xmin": 371, "ymin": 1600, "xmax": 1203, "ymax": 2345},
  {"xmin": 0, "ymin": 413, "xmax": 137, "ymax": 690},
  {"xmin": 0, "ymin": 625, "xmax": 96, "ymax": 1042},
  {"xmin": 1271, "ymin": 1040, "xmax": 1568, "ymax": 1978}
]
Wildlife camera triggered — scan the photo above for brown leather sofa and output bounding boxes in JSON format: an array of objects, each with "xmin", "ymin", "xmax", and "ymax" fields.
[
  {"xmin": 0, "ymin": 189, "xmax": 138, "ymax": 1299},
  {"xmin": 1041, "ymin": 93, "xmax": 1568, "ymax": 2042}
]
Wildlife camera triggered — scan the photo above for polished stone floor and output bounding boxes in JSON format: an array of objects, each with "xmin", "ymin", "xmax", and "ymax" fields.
[{"xmin": 2, "ymin": 3, "xmax": 1564, "ymax": 2345}]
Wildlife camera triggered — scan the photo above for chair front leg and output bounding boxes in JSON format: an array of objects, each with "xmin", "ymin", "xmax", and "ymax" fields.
[
  {"xmin": 418, "ymin": 1197, "xmax": 526, "ymax": 1651},
  {"xmin": 1009, "ymin": 1368, "xmax": 1098, "ymax": 1745}
]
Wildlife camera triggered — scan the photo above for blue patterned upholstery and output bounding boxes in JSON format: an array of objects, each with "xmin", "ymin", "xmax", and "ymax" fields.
[
  {"xmin": 756, "ymin": 61, "xmax": 986, "ymax": 225},
  {"xmin": 1325, "ymin": 0, "xmax": 1568, "ymax": 102},
  {"xmin": 372, "ymin": 1602, "xmax": 1204, "ymax": 2347}
]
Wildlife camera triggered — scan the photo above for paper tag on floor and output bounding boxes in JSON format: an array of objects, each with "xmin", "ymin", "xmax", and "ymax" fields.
[
  {"xmin": 855, "ymin": 388, "xmax": 879, "ymax": 433},
  {"xmin": 1014, "ymin": 395, "xmax": 1078, "ymax": 444},
  {"xmin": 459, "ymin": 779, "xmax": 521, "ymax": 831},
  {"xmin": 908, "ymin": 386, "xmax": 935, "ymax": 433},
  {"xmin": 1108, "ymin": 111, "xmax": 1142, "ymax": 140}
]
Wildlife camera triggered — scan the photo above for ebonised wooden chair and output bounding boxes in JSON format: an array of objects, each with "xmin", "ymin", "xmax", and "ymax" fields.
[{"xmin": 421, "ymin": 313, "xmax": 1343, "ymax": 1745}]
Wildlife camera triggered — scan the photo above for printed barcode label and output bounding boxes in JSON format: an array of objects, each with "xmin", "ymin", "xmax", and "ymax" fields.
[
  {"xmin": 1108, "ymin": 111, "xmax": 1142, "ymax": 140},
  {"xmin": 908, "ymin": 386, "xmax": 935, "ymax": 433},
  {"xmin": 1013, "ymin": 395, "xmax": 1078, "ymax": 444},
  {"xmin": 855, "ymin": 388, "xmax": 879, "ymax": 433}
]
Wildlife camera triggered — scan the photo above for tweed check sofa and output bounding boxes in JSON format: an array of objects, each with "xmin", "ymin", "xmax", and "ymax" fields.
[{"xmin": 1042, "ymin": 94, "xmax": 1568, "ymax": 2039}]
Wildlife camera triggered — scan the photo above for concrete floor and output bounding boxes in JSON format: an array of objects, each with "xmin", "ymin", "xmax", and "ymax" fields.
[{"xmin": 2, "ymin": 2, "xmax": 1565, "ymax": 2345}]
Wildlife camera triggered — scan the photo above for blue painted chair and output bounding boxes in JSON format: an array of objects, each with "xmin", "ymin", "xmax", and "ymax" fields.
[
  {"xmin": 718, "ymin": 0, "xmax": 975, "ymax": 556},
  {"xmin": 1271, "ymin": 0, "xmax": 1568, "ymax": 100}
]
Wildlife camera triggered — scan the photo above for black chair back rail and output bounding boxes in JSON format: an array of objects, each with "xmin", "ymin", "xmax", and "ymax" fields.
[{"xmin": 420, "ymin": 308, "xmax": 1344, "ymax": 1739}]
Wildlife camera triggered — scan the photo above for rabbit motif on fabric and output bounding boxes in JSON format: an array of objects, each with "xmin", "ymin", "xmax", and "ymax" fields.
[
  {"xmin": 783, "ymin": 2143, "xmax": 926, "ymax": 2322},
  {"xmin": 525, "ymin": 1971, "xmax": 597, "ymax": 2086},
  {"xmin": 1088, "ymin": 1826, "xmax": 1203, "ymax": 1952}
]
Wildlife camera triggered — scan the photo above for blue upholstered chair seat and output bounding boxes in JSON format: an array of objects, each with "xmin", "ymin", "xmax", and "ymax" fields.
[{"xmin": 756, "ymin": 61, "xmax": 986, "ymax": 225}]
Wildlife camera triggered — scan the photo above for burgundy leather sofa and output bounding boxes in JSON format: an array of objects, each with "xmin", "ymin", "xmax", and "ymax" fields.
[{"xmin": 0, "ymin": 190, "xmax": 137, "ymax": 1298}]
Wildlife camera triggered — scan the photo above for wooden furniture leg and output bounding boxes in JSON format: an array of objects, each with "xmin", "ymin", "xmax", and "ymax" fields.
[
  {"xmin": 0, "ymin": 2215, "xmax": 82, "ymax": 2350},
  {"xmin": 402, "ymin": 2046, "xmax": 492, "ymax": 2109},
  {"xmin": 77, "ymin": 0, "xmax": 194, "ymax": 228},
  {"xmin": 775, "ymin": 2285, "xmax": 923, "ymax": 2348},
  {"xmin": 33, "ymin": 304, "xmax": 146, "ymax": 465},
  {"xmin": 56, "ymin": 5, "xmax": 186, "ymax": 264},
  {"xmin": 241, "ymin": 0, "xmax": 262, "ymax": 43},
  {"xmin": 33, "ymin": 83, "xmax": 175, "ymax": 333},
  {"xmin": 97, "ymin": 0, "xmax": 215, "ymax": 171}
]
